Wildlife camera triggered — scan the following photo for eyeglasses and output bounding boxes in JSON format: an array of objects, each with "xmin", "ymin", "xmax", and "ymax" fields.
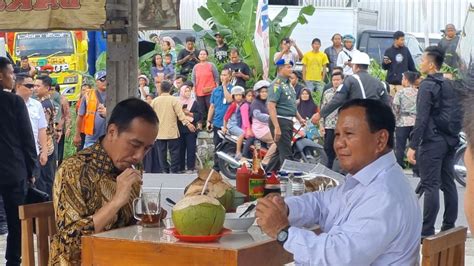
[{"xmin": 23, "ymin": 84, "xmax": 34, "ymax": 89}]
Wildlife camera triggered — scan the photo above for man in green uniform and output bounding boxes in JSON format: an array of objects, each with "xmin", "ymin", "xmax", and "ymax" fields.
[{"xmin": 267, "ymin": 59, "xmax": 306, "ymax": 172}]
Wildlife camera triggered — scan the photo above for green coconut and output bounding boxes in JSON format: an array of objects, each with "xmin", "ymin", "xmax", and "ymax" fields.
[
  {"xmin": 172, "ymin": 195, "xmax": 225, "ymax": 236},
  {"xmin": 184, "ymin": 169, "xmax": 235, "ymax": 211}
]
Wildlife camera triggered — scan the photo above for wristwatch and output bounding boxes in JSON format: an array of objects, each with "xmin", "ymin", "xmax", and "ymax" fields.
[{"xmin": 276, "ymin": 226, "xmax": 290, "ymax": 246}]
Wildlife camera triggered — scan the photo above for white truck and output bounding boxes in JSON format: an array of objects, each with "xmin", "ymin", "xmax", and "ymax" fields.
[{"xmin": 267, "ymin": 6, "xmax": 378, "ymax": 53}]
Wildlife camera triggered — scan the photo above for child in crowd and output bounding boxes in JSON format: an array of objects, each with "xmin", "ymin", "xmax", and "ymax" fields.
[
  {"xmin": 223, "ymin": 86, "xmax": 247, "ymax": 160},
  {"xmin": 137, "ymin": 75, "xmax": 150, "ymax": 101},
  {"xmin": 392, "ymin": 71, "xmax": 420, "ymax": 168},
  {"xmin": 240, "ymin": 89, "xmax": 255, "ymax": 158},
  {"xmin": 164, "ymin": 54, "xmax": 175, "ymax": 79}
]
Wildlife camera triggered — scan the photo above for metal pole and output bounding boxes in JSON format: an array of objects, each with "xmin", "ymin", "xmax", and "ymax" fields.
[{"xmin": 105, "ymin": 0, "xmax": 138, "ymax": 118}]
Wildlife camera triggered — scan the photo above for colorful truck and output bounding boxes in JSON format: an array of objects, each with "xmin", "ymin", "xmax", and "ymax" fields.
[{"xmin": 10, "ymin": 31, "xmax": 88, "ymax": 102}]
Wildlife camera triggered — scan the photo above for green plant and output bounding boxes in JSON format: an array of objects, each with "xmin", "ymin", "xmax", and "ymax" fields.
[
  {"xmin": 441, "ymin": 63, "xmax": 461, "ymax": 80},
  {"xmin": 193, "ymin": 0, "xmax": 315, "ymax": 85},
  {"xmin": 64, "ymin": 102, "xmax": 78, "ymax": 159},
  {"xmin": 369, "ymin": 59, "xmax": 387, "ymax": 81}
]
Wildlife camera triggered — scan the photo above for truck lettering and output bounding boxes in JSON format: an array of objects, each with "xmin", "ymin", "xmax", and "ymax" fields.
[{"xmin": 0, "ymin": 0, "xmax": 80, "ymax": 11}]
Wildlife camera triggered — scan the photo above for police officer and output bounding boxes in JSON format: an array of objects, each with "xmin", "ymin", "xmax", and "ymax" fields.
[
  {"xmin": 320, "ymin": 52, "xmax": 390, "ymax": 118},
  {"xmin": 266, "ymin": 59, "xmax": 306, "ymax": 172},
  {"xmin": 407, "ymin": 46, "xmax": 458, "ymax": 238}
]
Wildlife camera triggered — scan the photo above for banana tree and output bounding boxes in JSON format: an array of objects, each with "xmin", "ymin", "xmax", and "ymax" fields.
[{"xmin": 193, "ymin": 0, "xmax": 315, "ymax": 81}]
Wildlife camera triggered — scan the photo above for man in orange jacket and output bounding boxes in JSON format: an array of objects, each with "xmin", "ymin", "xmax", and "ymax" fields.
[{"xmin": 73, "ymin": 71, "xmax": 107, "ymax": 148}]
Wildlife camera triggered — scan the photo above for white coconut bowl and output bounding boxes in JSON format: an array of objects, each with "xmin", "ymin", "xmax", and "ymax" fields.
[{"xmin": 223, "ymin": 213, "xmax": 256, "ymax": 232}]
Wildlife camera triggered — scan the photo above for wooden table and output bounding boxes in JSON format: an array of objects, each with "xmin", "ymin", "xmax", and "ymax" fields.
[{"xmin": 82, "ymin": 225, "xmax": 293, "ymax": 266}]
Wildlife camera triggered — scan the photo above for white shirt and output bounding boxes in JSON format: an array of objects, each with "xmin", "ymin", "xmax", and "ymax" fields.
[
  {"xmin": 284, "ymin": 151, "xmax": 421, "ymax": 265},
  {"xmin": 336, "ymin": 47, "xmax": 359, "ymax": 76},
  {"xmin": 25, "ymin": 98, "xmax": 47, "ymax": 155}
]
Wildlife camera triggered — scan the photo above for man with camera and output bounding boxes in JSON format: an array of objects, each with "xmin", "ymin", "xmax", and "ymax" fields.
[{"xmin": 273, "ymin": 37, "xmax": 303, "ymax": 64}]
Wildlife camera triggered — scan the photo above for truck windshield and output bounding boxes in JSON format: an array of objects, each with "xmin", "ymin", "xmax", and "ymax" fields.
[{"xmin": 15, "ymin": 32, "xmax": 74, "ymax": 57}]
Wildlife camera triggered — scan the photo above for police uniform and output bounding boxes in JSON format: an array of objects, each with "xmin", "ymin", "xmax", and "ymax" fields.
[{"xmin": 266, "ymin": 59, "xmax": 297, "ymax": 172}]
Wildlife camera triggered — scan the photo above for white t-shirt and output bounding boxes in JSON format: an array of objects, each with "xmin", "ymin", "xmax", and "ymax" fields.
[
  {"xmin": 273, "ymin": 50, "xmax": 299, "ymax": 64},
  {"xmin": 26, "ymin": 98, "xmax": 48, "ymax": 155},
  {"xmin": 138, "ymin": 86, "xmax": 150, "ymax": 100},
  {"xmin": 336, "ymin": 48, "xmax": 359, "ymax": 76}
]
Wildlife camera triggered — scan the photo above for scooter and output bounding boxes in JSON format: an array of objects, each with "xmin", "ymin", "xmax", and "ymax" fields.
[
  {"xmin": 453, "ymin": 132, "xmax": 467, "ymax": 187},
  {"xmin": 216, "ymin": 122, "xmax": 327, "ymax": 179}
]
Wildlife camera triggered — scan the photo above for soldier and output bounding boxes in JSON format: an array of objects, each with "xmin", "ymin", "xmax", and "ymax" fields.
[{"xmin": 266, "ymin": 59, "xmax": 306, "ymax": 172}]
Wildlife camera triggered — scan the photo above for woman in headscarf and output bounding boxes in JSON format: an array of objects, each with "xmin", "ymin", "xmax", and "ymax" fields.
[
  {"xmin": 178, "ymin": 83, "xmax": 201, "ymax": 173},
  {"xmin": 297, "ymin": 88, "xmax": 320, "ymax": 124}
]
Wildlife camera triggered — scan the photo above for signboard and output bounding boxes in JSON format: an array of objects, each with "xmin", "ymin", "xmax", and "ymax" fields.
[
  {"xmin": 138, "ymin": 0, "xmax": 180, "ymax": 29},
  {"xmin": 0, "ymin": 0, "xmax": 106, "ymax": 30}
]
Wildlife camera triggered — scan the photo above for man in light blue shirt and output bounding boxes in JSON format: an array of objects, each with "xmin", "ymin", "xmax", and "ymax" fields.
[{"xmin": 256, "ymin": 99, "xmax": 422, "ymax": 265}]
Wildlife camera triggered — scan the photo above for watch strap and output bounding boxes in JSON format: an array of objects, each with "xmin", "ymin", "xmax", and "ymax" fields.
[{"xmin": 277, "ymin": 226, "xmax": 291, "ymax": 246}]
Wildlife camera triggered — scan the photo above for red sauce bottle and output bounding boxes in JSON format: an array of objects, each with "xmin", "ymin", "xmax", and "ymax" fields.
[{"xmin": 236, "ymin": 163, "xmax": 251, "ymax": 202}]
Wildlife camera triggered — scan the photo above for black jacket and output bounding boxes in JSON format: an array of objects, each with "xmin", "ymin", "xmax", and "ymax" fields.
[
  {"xmin": 382, "ymin": 45, "xmax": 417, "ymax": 85},
  {"xmin": 320, "ymin": 70, "xmax": 391, "ymax": 118},
  {"xmin": 178, "ymin": 101, "xmax": 201, "ymax": 135},
  {"xmin": 409, "ymin": 73, "xmax": 457, "ymax": 149},
  {"xmin": 0, "ymin": 89, "xmax": 37, "ymax": 185}
]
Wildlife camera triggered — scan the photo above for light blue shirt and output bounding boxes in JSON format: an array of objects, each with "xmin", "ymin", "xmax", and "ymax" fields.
[
  {"xmin": 25, "ymin": 98, "xmax": 47, "ymax": 155},
  {"xmin": 284, "ymin": 151, "xmax": 421, "ymax": 265}
]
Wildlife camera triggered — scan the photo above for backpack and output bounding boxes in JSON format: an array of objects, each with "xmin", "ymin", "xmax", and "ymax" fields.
[{"xmin": 432, "ymin": 78, "xmax": 463, "ymax": 137}]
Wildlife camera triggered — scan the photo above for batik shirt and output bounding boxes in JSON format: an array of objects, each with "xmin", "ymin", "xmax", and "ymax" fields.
[
  {"xmin": 392, "ymin": 87, "xmax": 418, "ymax": 127},
  {"xmin": 49, "ymin": 142, "xmax": 140, "ymax": 265},
  {"xmin": 320, "ymin": 87, "xmax": 339, "ymax": 129}
]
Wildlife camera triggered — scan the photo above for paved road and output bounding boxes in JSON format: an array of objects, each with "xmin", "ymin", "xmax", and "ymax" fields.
[{"xmin": 1, "ymin": 172, "xmax": 472, "ymax": 264}]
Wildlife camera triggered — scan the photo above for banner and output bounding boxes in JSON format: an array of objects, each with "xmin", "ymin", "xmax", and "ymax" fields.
[
  {"xmin": 255, "ymin": 0, "xmax": 270, "ymax": 80},
  {"xmin": 138, "ymin": 0, "xmax": 180, "ymax": 30},
  {"xmin": 0, "ymin": 0, "xmax": 106, "ymax": 31}
]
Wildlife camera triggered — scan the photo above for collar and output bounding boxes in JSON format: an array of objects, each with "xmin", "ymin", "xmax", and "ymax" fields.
[
  {"xmin": 276, "ymin": 75, "xmax": 289, "ymax": 83},
  {"xmin": 345, "ymin": 151, "xmax": 397, "ymax": 187},
  {"xmin": 88, "ymin": 141, "xmax": 120, "ymax": 176}
]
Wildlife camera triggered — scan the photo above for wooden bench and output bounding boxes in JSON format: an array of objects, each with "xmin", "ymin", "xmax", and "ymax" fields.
[
  {"xmin": 421, "ymin": 226, "xmax": 468, "ymax": 266},
  {"xmin": 19, "ymin": 201, "xmax": 57, "ymax": 266}
]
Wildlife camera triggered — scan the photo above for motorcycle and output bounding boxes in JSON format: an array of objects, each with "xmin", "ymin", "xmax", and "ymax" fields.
[
  {"xmin": 453, "ymin": 132, "xmax": 467, "ymax": 187},
  {"xmin": 216, "ymin": 121, "xmax": 327, "ymax": 179}
]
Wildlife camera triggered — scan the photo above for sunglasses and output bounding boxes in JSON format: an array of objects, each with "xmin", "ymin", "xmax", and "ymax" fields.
[
  {"xmin": 98, "ymin": 77, "xmax": 106, "ymax": 82},
  {"xmin": 23, "ymin": 84, "xmax": 34, "ymax": 89}
]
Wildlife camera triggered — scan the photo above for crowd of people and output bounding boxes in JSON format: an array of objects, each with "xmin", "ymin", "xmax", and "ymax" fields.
[{"xmin": 0, "ymin": 21, "xmax": 471, "ymax": 265}]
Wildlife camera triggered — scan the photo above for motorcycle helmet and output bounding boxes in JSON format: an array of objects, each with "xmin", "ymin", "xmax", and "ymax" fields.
[
  {"xmin": 253, "ymin": 80, "xmax": 270, "ymax": 92},
  {"xmin": 231, "ymin": 86, "xmax": 245, "ymax": 95}
]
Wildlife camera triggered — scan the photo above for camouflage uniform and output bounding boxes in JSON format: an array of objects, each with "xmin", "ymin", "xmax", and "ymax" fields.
[{"xmin": 392, "ymin": 87, "xmax": 418, "ymax": 127}]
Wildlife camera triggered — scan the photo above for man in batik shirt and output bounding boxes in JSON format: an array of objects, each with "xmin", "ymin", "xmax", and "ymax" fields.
[{"xmin": 50, "ymin": 98, "xmax": 164, "ymax": 265}]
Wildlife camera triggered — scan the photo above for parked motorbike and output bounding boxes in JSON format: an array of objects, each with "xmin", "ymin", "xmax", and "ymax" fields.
[
  {"xmin": 216, "ymin": 122, "xmax": 327, "ymax": 179},
  {"xmin": 454, "ymin": 132, "xmax": 467, "ymax": 187}
]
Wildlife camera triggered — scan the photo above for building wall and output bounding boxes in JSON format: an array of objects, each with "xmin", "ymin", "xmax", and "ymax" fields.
[{"xmin": 306, "ymin": 0, "xmax": 473, "ymax": 33}]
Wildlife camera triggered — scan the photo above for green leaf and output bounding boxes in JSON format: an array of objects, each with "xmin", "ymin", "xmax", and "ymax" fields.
[
  {"xmin": 139, "ymin": 50, "xmax": 158, "ymax": 64},
  {"xmin": 272, "ymin": 7, "xmax": 288, "ymax": 25},
  {"xmin": 300, "ymin": 5, "xmax": 316, "ymax": 16},
  {"xmin": 239, "ymin": 0, "xmax": 257, "ymax": 39},
  {"xmin": 95, "ymin": 52, "xmax": 106, "ymax": 72},
  {"xmin": 197, "ymin": 6, "xmax": 213, "ymax": 21},
  {"xmin": 206, "ymin": 0, "xmax": 232, "ymax": 27},
  {"xmin": 193, "ymin": 24, "xmax": 205, "ymax": 32}
]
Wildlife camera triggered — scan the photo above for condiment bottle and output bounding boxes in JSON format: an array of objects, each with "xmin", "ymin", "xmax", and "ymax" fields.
[
  {"xmin": 279, "ymin": 172, "xmax": 289, "ymax": 197},
  {"xmin": 291, "ymin": 172, "xmax": 306, "ymax": 196},
  {"xmin": 249, "ymin": 140, "xmax": 266, "ymax": 201},
  {"xmin": 264, "ymin": 172, "xmax": 281, "ymax": 196},
  {"xmin": 236, "ymin": 163, "xmax": 251, "ymax": 202}
]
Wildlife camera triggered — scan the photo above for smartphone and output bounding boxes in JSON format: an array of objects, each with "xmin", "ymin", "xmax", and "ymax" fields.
[{"xmin": 183, "ymin": 104, "xmax": 188, "ymax": 109}]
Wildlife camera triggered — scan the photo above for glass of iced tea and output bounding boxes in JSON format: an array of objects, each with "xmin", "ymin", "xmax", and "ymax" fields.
[{"xmin": 133, "ymin": 191, "xmax": 161, "ymax": 228}]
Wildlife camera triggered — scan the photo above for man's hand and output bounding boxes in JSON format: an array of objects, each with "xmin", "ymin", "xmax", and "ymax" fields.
[
  {"xmin": 298, "ymin": 118, "xmax": 307, "ymax": 127},
  {"xmin": 98, "ymin": 104, "xmax": 107, "ymax": 117},
  {"xmin": 383, "ymin": 57, "xmax": 392, "ymax": 65},
  {"xmin": 311, "ymin": 113, "xmax": 321, "ymax": 124},
  {"xmin": 407, "ymin": 148, "xmax": 417, "ymax": 165},
  {"xmin": 73, "ymin": 133, "xmax": 82, "ymax": 147},
  {"xmin": 207, "ymin": 121, "xmax": 213, "ymax": 132},
  {"xmin": 256, "ymin": 196, "xmax": 290, "ymax": 239},
  {"xmin": 39, "ymin": 151, "xmax": 48, "ymax": 166},
  {"xmin": 112, "ymin": 168, "xmax": 142, "ymax": 208},
  {"xmin": 56, "ymin": 130, "xmax": 63, "ymax": 143},
  {"xmin": 274, "ymin": 126, "xmax": 282, "ymax": 142},
  {"xmin": 187, "ymin": 123, "xmax": 196, "ymax": 132},
  {"xmin": 222, "ymin": 127, "xmax": 228, "ymax": 135}
]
